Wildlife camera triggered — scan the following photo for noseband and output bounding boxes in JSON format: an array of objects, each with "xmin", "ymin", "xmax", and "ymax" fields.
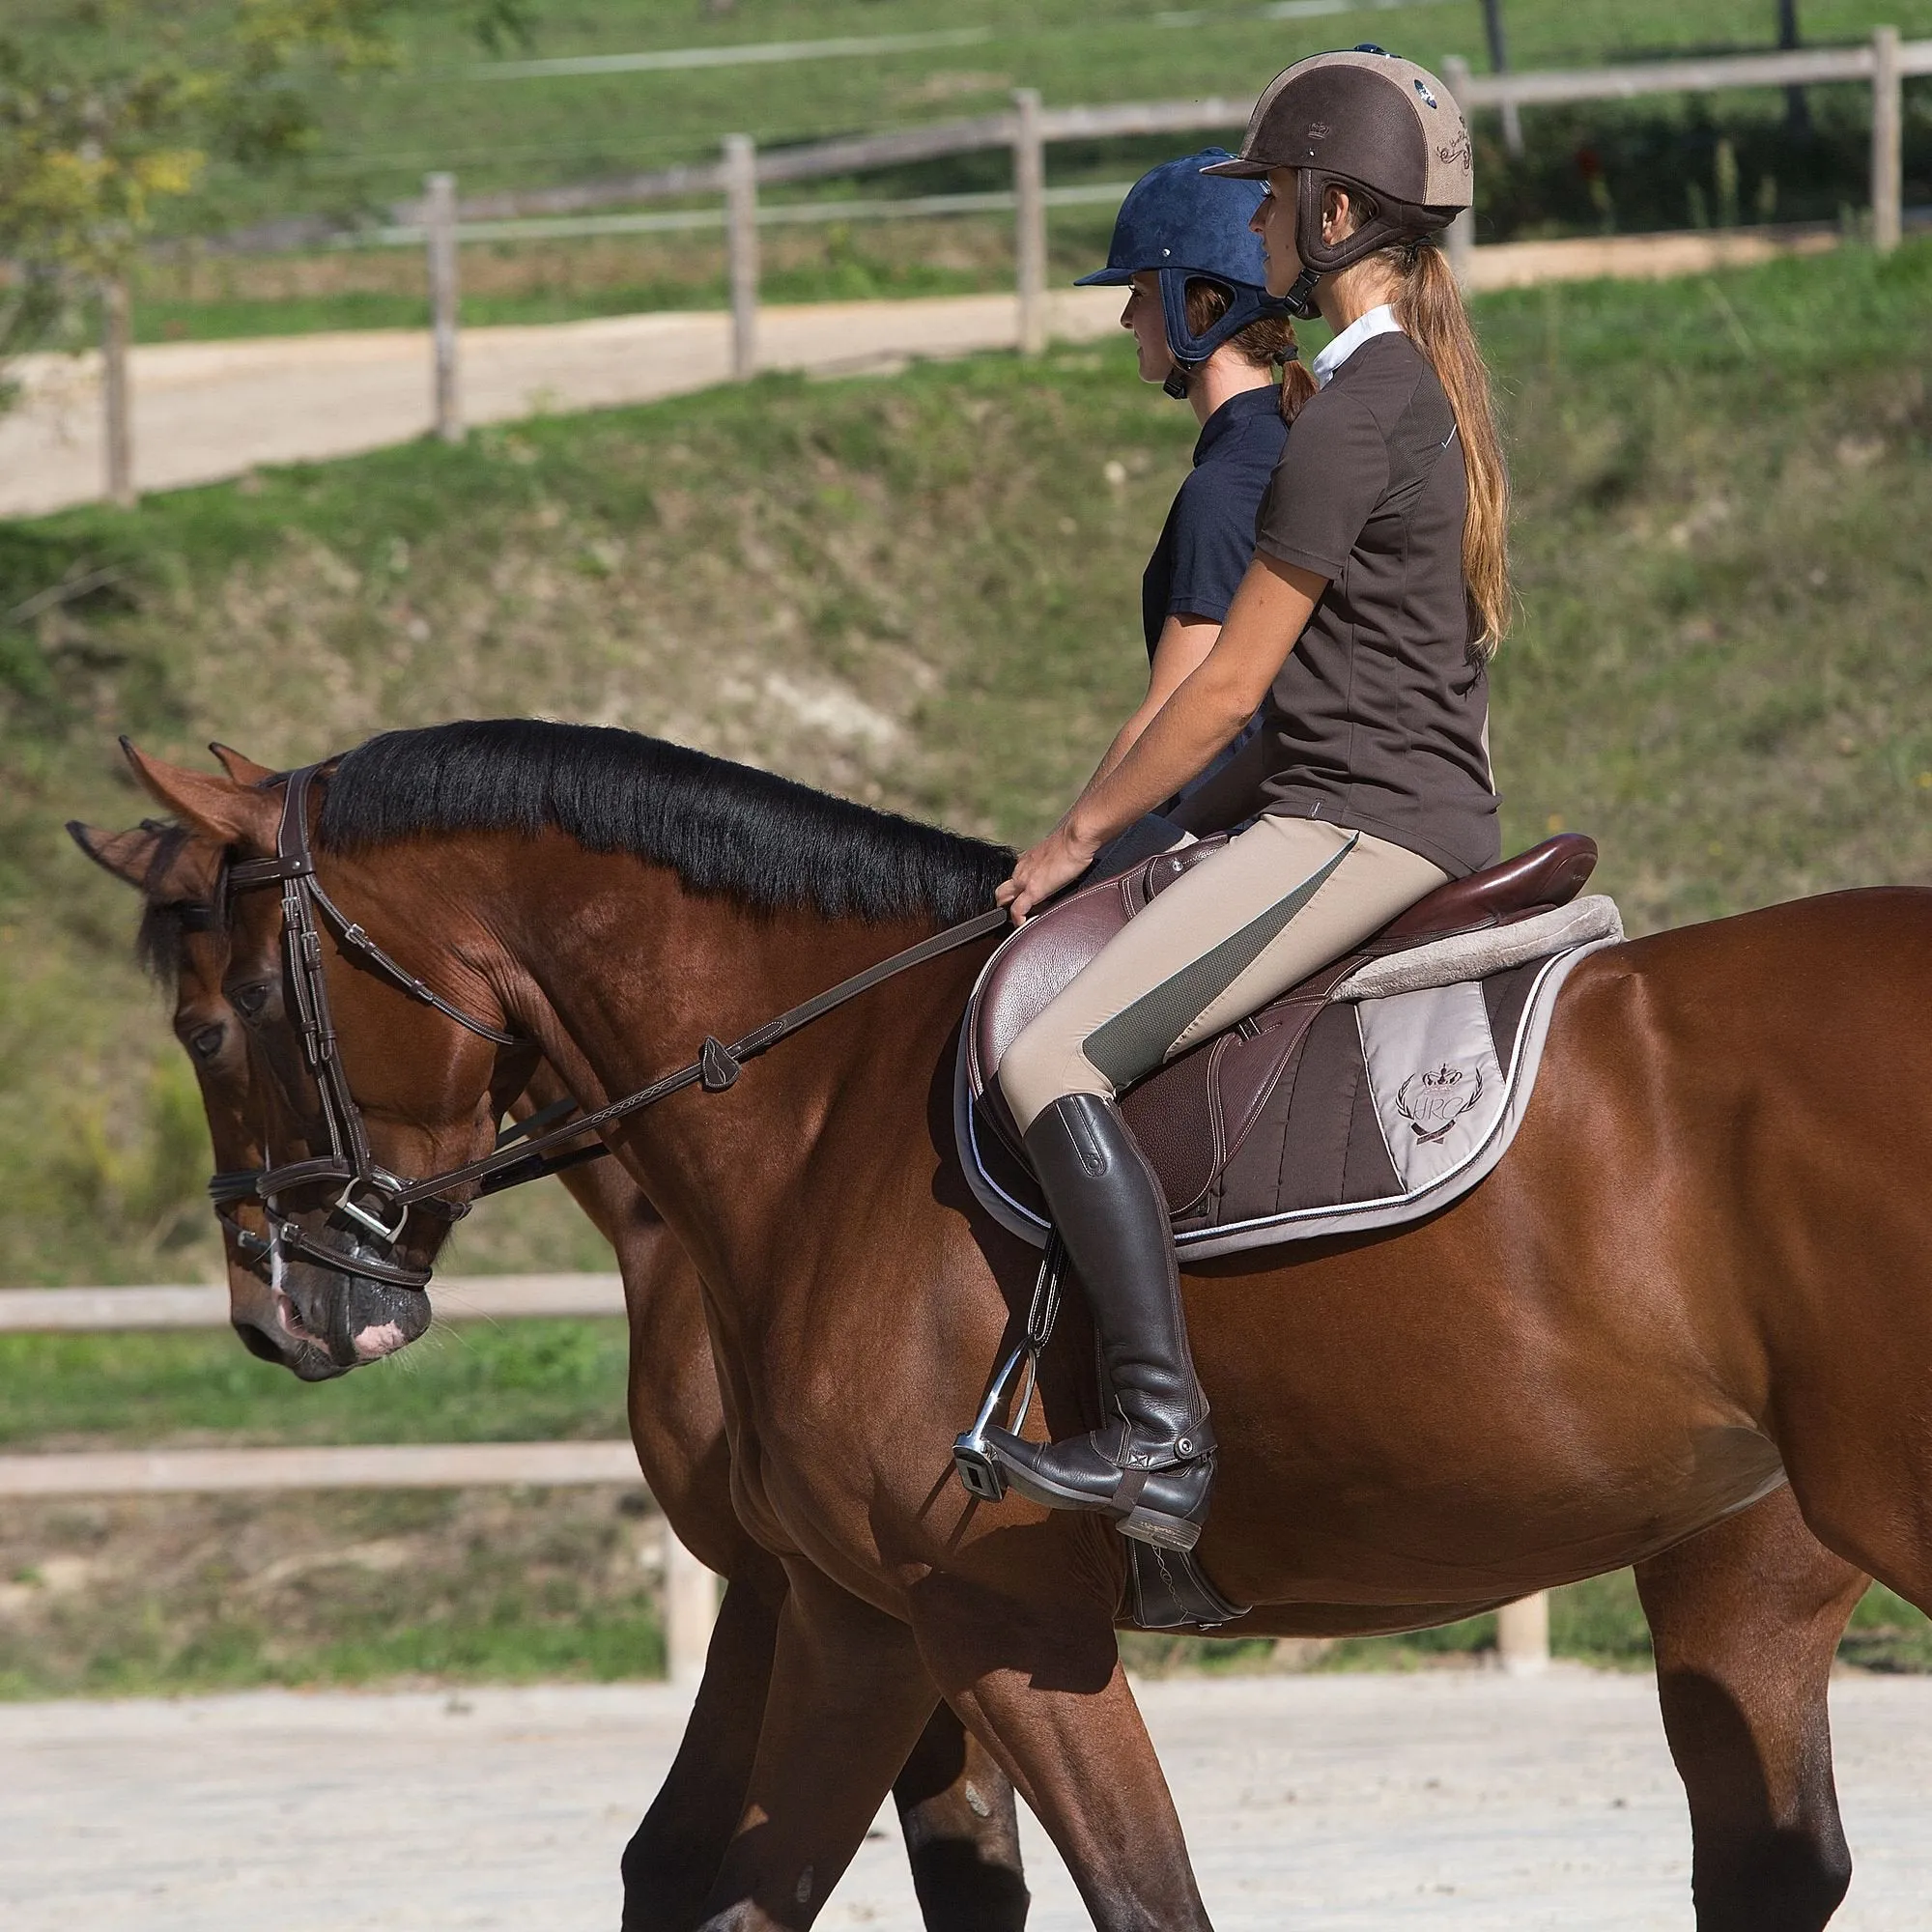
[{"xmin": 213, "ymin": 763, "xmax": 1008, "ymax": 1295}]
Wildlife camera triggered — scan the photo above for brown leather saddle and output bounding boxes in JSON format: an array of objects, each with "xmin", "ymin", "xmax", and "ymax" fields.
[{"xmin": 961, "ymin": 833, "xmax": 1599, "ymax": 1234}]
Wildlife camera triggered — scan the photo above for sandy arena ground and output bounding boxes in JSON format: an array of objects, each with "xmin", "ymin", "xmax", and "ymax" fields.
[{"xmin": 3, "ymin": 1665, "xmax": 1928, "ymax": 1928}]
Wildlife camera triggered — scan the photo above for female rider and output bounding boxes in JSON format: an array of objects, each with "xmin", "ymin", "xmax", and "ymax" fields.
[
  {"xmin": 1070, "ymin": 150, "xmax": 1312, "ymax": 873},
  {"xmin": 986, "ymin": 48, "xmax": 1511, "ymax": 1553}
]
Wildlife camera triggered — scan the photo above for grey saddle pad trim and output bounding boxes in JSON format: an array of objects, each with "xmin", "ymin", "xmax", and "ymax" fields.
[
  {"xmin": 955, "ymin": 925, "xmax": 1624, "ymax": 1259},
  {"xmin": 1328, "ymin": 895, "xmax": 1623, "ymax": 1003}
]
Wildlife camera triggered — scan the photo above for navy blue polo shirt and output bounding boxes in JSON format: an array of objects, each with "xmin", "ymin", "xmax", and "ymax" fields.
[{"xmin": 1140, "ymin": 384, "xmax": 1288, "ymax": 657}]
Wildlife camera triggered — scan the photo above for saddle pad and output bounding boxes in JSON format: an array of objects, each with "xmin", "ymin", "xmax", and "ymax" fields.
[{"xmin": 955, "ymin": 922, "xmax": 1622, "ymax": 1260}]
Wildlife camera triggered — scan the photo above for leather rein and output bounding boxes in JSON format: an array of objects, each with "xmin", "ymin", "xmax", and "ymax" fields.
[{"xmin": 211, "ymin": 763, "xmax": 1009, "ymax": 1293}]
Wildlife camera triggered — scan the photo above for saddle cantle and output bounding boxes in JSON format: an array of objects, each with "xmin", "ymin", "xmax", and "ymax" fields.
[{"xmin": 958, "ymin": 833, "xmax": 1615, "ymax": 1255}]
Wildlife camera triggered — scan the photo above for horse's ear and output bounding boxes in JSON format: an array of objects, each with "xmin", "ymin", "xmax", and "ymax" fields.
[
  {"xmin": 69, "ymin": 819, "xmax": 226, "ymax": 901},
  {"xmin": 68, "ymin": 821, "xmax": 165, "ymax": 892},
  {"xmin": 120, "ymin": 741, "xmax": 281, "ymax": 852},
  {"xmin": 209, "ymin": 742, "xmax": 275, "ymax": 787}
]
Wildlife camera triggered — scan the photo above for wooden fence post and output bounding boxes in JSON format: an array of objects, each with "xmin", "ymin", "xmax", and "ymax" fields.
[
  {"xmin": 1496, "ymin": 1591, "xmax": 1550, "ymax": 1676},
  {"xmin": 424, "ymin": 172, "xmax": 462, "ymax": 443},
  {"xmin": 1012, "ymin": 88, "xmax": 1047, "ymax": 356},
  {"xmin": 724, "ymin": 133, "xmax": 759, "ymax": 380},
  {"xmin": 663, "ymin": 1528, "xmax": 720, "ymax": 1687},
  {"xmin": 1480, "ymin": 0, "xmax": 1524, "ymax": 157},
  {"xmin": 1871, "ymin": 26, "xmax": 1903, "ymax": 254},
  {"xmin": 100, "ymin": 274, "xmax": 135, "ymax": 508},
  {"xmin": 1440, "ymin": 58, "xmax": 1478, "ymax": 286}
]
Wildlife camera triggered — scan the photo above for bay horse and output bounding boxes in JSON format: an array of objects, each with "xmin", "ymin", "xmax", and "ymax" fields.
[
  {"xmin": 70, "ymin": 803, "xmax": 1030, "ymax": 1932},
  {"xmin": 113, "ymin": 717, "xmax": 1918, "ymax": 1930}
]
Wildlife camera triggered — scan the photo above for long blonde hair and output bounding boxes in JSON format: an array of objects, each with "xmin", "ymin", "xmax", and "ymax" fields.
[{"xmin": 1384, "ymin": 241, "xmax": 1512, "ymax": 653}]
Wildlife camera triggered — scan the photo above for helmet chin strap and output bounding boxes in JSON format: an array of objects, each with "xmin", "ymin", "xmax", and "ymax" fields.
[
  {"xmin": 1282, "ymin": 266, "xmax": 1322, "ymax": 320},
  {"xmin": 1162, "ymin": 363, "xmax": 1193, "ymax": 401}
]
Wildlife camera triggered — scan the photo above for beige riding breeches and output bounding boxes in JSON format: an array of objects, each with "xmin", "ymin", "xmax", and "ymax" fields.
[{"xmin": 997, "ymin": 815, "xmax": 1449, "ymax": 1135}]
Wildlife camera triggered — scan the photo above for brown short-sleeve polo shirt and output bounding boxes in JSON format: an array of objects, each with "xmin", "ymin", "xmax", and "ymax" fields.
[{"xmin": 1248, "ymin": 331, "xmax": 1499, "ymax": 879}]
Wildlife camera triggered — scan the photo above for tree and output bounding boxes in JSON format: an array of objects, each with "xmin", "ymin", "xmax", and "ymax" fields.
[{"xmin": 0, "ymin": 1, "xmax": 394, "ymax": 393}]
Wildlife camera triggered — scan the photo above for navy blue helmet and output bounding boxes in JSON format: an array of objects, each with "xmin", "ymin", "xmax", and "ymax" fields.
[{"xmin": 1077, "ymin": 149, "xmax": 1295, "ymax": 394}]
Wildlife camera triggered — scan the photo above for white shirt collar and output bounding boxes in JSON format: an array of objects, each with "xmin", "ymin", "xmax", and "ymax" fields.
[{"xmin": 1311, "ymin": 303, "xmax": 1404, "ymax": 388}]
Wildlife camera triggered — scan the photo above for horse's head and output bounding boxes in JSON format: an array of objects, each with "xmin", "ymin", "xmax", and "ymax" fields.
[
  {"xmin": 95, "ymin": 744, "xmax": 536, "ymax": 1376},
  {"xmin": 68, "ymin": 796, "xmax": 335, "ymax": 1371}
]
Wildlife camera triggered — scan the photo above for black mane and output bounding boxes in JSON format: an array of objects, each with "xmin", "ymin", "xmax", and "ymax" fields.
[{"xmin": 316, "ymin": 719, "xmax": 1014, "ymax": 925}]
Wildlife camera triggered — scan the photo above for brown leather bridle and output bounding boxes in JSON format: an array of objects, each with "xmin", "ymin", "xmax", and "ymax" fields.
[{"xmin": 211, "ymin": 763, "xmax": 1008, "ymax": 1294}]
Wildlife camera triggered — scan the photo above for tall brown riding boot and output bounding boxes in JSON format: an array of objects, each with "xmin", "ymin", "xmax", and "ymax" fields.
[{"xmin": 982, "ymin": 1093, "xmax": 1215, "ymax": 1550}]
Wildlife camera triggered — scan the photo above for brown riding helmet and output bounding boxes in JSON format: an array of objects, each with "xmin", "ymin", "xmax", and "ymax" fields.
[{"xmin": 1203, "ymin": 47, "xmax": 1472, "ymax": 309}]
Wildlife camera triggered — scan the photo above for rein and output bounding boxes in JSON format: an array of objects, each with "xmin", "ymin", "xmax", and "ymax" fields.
[{"xmin": 214, "ymin": 763, "xmax": 1009, "ymax": 1293}]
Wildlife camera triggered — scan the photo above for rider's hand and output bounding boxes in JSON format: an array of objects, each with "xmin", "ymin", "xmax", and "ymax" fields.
[{"xmin": 997, "ymin": 821, "xmax": 1102, "ymax": 924}]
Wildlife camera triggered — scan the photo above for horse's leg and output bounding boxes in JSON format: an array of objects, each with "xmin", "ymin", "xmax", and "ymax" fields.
[
  {"xmin": 623, "ymin": 1568, "xmax": 783, "ymax": 1932},
  {"xmin": 1634, "ymin": 1485, "xmax": 1864, "ymax": 1932},
  {"xmin": 697, "ymin": 1566, "xmax": 945, "ymax": 1931},
  {"xmin": 892, "ymin": 1708, "xmax": 1030, "ymax": 1931},
  {"xmin": 912, "ymin": 1559, "xmax": 1214, "ymax": 1932}
]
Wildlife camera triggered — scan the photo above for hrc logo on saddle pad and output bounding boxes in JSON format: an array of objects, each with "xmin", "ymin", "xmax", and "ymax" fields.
[{"xmin": 1395, "ymin": 1063, "xmax": 1484, "ymax": 1144}]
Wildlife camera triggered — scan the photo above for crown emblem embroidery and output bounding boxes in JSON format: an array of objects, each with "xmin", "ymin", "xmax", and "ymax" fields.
[{"xmin": 1395, "ymin": 1063, "xmax": 1484, "ymax": 1145}]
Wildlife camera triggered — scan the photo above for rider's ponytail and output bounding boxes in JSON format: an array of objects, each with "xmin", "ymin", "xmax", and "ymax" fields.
[{"xmin": 1386, "ymin": 241, "xmax": 1512, "ymax": 653}]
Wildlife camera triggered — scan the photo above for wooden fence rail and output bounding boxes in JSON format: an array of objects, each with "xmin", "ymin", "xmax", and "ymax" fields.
[
  {"xmin": 372, "ymin": 39, "xmax": 1928, "ymax": 237},
  {"xmin": 0, "ymin": 1272, "xmax": 626, "ymax": 1331},
  {"xmin": 0, "ymin": 1439, "xmax": 644, "ymax": 1498}
]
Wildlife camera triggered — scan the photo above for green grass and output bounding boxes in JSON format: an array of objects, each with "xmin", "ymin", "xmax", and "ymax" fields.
[{"xmin": 0, "ymin": 1320, "xmax": 631, "ymax": 1448}]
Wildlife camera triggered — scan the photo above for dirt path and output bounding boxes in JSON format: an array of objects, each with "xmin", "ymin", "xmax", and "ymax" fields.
[
  {"xmin": 4, "ymin": 1667, "xmax": 1927, "ymax": 1928},
  {"xmin": 0, "ymin": 290, "xmax": 1122, "ymax": 521},
  {"xmin": 7, "ymin": 221, "xmax": 1891, "ymax": 525}
]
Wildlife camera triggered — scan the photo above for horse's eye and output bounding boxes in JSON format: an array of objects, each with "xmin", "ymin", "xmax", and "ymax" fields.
[
  {"xmin": 231, "ymin": 982, "xmax": 271, "ymax": 1019},
  {"xmin": 190, "ymin": 1024, "xmax": 226, "ymax": 1061}
]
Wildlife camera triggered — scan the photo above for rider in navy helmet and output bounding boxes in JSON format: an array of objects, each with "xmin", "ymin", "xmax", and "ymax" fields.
[
  {"xmin": 1077, "ymin": 147, "xmax": 1303, "ymax": 402},
  {"xmin": 1074, "ymin": 150, "xmax": 1315, "ymax": 872}
]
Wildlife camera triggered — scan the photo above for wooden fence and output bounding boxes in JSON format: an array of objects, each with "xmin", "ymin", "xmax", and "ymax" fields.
[
  {"xmin": 387, "ymin": 29, "xmax": 1932, "ymax": 424},
  {"xmin": 0, "ymin": 1275, "xmax": 722, "ymax": 1683}
]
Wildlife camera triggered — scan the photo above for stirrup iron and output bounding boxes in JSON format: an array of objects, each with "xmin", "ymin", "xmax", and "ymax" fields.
[{"xmin": 952, "ymin": 1237, "xmax": 1066, "ymax": 1503}]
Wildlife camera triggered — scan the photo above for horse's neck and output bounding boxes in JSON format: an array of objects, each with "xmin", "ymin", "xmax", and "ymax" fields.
[{"xmin": 507, "ymin": 854, "xmax": 971, "ymax": 1328}]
